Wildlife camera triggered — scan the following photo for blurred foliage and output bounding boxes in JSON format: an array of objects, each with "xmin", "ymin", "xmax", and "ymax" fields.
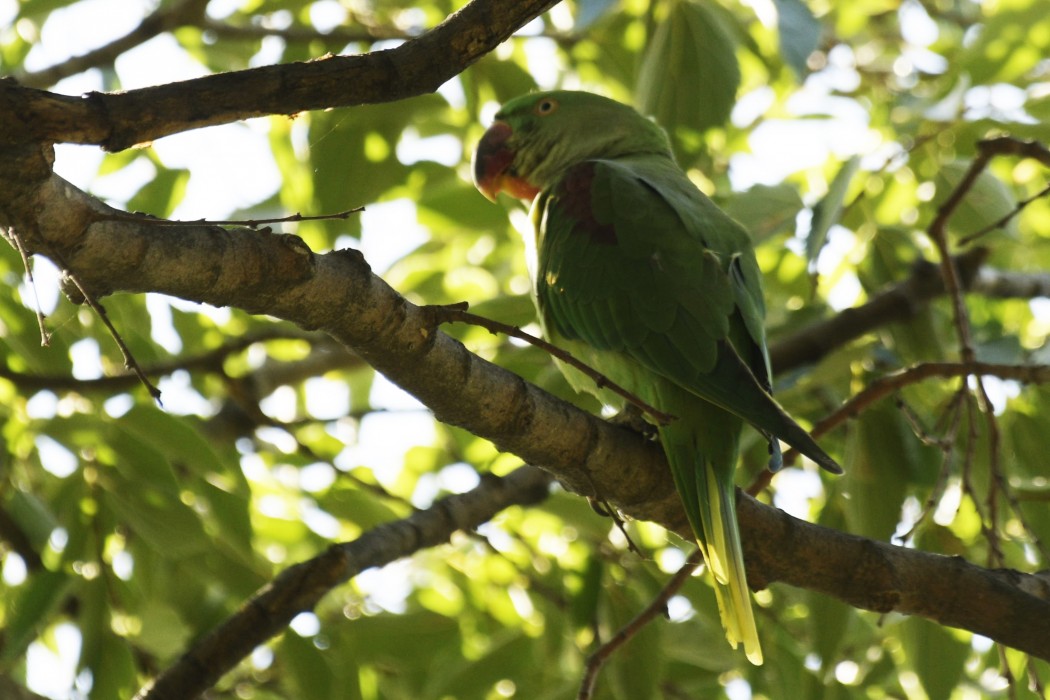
[{"xmin": 3, "ymin": 0, "xmax": 1050, "ymax": 698}]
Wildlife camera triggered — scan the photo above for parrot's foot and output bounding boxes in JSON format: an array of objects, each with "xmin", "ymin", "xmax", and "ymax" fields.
[
  {"xmin": 586, "ymin": 496, "xmax": 643, "ymax": 555},
  {"xmin": 607, "ymin": 404, "xmax": 658, "ymax": 440}
]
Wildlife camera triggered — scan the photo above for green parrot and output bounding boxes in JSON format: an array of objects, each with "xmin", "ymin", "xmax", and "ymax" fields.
[{"xmin": 473, "ymin": 90, "xmax": 841, "ymax": 665}]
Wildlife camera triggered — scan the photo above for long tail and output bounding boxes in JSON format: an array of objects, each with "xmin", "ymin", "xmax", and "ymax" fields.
[
  {"xmin": 695, "ymin": 464, "xmax": 763, "ymax": 665},
  {"xmin": 662, "ymin": 417, "xmax": 763, "ymax": 666}
]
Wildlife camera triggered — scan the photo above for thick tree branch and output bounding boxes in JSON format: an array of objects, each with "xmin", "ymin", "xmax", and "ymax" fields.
[
  {"xmin": 1, "ymin": 0, "xmax": 559, "ymax": 151},
  {"xmin": 4, "ymin": 171, "xmax": 1050, "ymax": 672},
  {"xmin": 739, "ymin": 495, "xmax": 1050, "ymax": 659}
]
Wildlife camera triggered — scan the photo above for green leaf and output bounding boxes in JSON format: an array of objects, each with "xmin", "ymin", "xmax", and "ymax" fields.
[
  {"xmin": 841, "ymin": 400, "xmax": 931, "ymax": 540},
  {"xmin": 114, "ymin": 405, "xmax": 228, "ymax": 476},
  {"xmin": 957, "ymin": 3, "xmax": 1050, "ymax": 84},
  {"xmin": 859, "ymin": 227, "xmax": 945, "ymax": 363},
  {"xmin": 430, "ymin": 631, "xmax": 535, "ymax": 699},
  {"xmin": 133, "ymin": 601, "xmax": 193, "ymax": 659},
  {"xmin": 933, "ymin": 162, "xmax": 1019, "ymax": 240},
  {"xmin": 281, "ymin": 631, "xmax": 359, "ymax": 700},
  {"xmin": 608, "ymin": 614, "xmax": 663, "ymax": 699},
  {"xmin": 777, "ymin": 0, "xmax": 821, "ymax": 76},
  {"xmin": 320, "ymin": 482, "xmax": 403, "ymax": 531},
  {"xmin": 86, "ymin": 631, "xmax": 138, "ymax": 700},
  {"xmin": 807, "ymin": 156, "xmax": 860, "ymax": 268},
  {"xmin": 126, "ymin": 166, "xmax": 189, "ymax": 218},
  {"xmin": 900, "ymin": 617, "xmax": 969, "ymax": 700},
  {"xmin": 724, "ymin": 184, "xmax": 804, "ymax": 242},
  {"xmin": 0, "ymin": 569, "xmax": 72, "ymax": 662},
  {"xmin": 637, "ymin": 0, "xmax": 741, "ymax": 135},
  {"xmin": 99, "ymin": 416, "xmax": 213, "ymax": 557},
  {"xmin": 465, "ymin": 294, "xmax": 537, "ymax": 327},
  {"xmin": 569, "ymin": 552, "xmax": 603, "ymax": 629},
  {"xmin": 6, "ymin": 489, "xmax": 59, "ymax": 550}
]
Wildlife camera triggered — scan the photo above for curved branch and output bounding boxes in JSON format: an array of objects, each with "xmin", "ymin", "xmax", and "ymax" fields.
[
  {"xmin": 134, "ymin": 465, "xmax": 554, "ymax": 700},
  {"xmin": 739, "ymin": 495, "xmax": 1050, "ymax": 659},
  {"xmin": 1, "ymin": 0, "xmax": 559, "ymax": 150}
]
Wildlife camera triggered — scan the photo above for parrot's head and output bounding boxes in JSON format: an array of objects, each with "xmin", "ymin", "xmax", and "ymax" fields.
[{"xmin": 473, "ymin": 90, "xmax": 671, "ymax": 203}]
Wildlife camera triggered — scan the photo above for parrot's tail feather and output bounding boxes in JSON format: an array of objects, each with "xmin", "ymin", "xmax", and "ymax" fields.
[{"xmin": 695, "ymin": 460, "xmax": 763, "ymax": 665}]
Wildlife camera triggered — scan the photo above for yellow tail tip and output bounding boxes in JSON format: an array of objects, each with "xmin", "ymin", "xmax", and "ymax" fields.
[{"xmin": 744, "ymin": 643, "xmax": 764, "ymax": 666}]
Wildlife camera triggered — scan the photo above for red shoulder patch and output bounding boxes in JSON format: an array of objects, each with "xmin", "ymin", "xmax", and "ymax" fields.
[{"xmin": 555, "ymin": 163, "xmax": 618, "ymax": 245}]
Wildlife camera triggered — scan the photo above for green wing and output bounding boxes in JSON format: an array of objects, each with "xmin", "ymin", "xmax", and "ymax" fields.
[{"xmin": 535, "ymin": 156, "xmax": 840, "ymax": 474}]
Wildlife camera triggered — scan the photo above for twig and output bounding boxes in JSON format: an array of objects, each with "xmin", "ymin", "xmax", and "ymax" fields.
[
  {"xmin": 428, "ymin": 303, "xmax": 676, "ymax": 425},
  {"xmin": 806, "ymin": 361, "xmax": 1050, "ymax": 442},
  {"xmin": 895, "ymin": 391, "xmax": 966, "ymax": 544},
  {"xmin": 6, "ymin": 229, "xmax": 51, "ymax": 346},
  {"xmin": 925, "ymin": 136, "xmax": 1050, "ymax": 630},
  {"xmin": 927, "ymin": 150, "xmax": 985, "ymax": 366},
  {"xmin": 577, "ymin": 549, "xmax": 703, "ymax": 700},
  {"xmin": 958, "ymin": 180, "xmax": 1050, "ymax": 246},
  {"xmin": 53, "ymin": 260, "xmax": 161, "ymax": 402},
  {"xmin": 102, "ymin": 206, "xmax": 365, "ymax": 229}
]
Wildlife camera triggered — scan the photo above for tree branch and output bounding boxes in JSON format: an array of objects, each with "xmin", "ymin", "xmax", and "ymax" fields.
[
  {"xmin": 1, "ymin": 0, "xmax": 560, "ymax": 151},
  {"xmin": 5, "ymin": 171, "xmax": 1050, "ymax": 671},
  {"xmin": 739, "ymin": 494, "xmax": 1050, "ymax": 660},
  {"xmin": 134, "ymin": 465, "xmax": 554, "ymax": 700},
  {"xmin": 769, "ymin": 247, "xmax": 989, "ymax": 372}
]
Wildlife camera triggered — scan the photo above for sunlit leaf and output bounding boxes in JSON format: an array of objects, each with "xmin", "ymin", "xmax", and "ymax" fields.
[
  {"xmin": 807, "ymin": 156, "xmax": 860, "ymax": 268},
  {"xmin": 0, "ymin": 570, "xmax": 72, "ymax": 662},
  {"xmin": 637, "ymin": 0, "xmax": 740, "ymax": 136},
  {"xmin": 724, "ymin": 183, "xmax": 804, "ymax": 242},
  {"xmin": 933, "ymin": 161, "xmax": 1019, "ymax": 240},
  {"xmin": 776, "ymin": 0, "xmax": 821, "ymax": 76}
]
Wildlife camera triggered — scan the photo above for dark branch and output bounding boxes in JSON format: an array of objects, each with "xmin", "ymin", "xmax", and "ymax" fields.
[
  {"xmin": 1, "ymin": 0, "xmax": 560, "ymax": 150},
  {"xmin": 769, "ymin": 247, "xmax": 989, "ymax": 373}
]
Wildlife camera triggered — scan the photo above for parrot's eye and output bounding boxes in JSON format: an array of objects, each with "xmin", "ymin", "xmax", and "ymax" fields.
[{"xmin": 535, "ymin": 98, "xmax": 558, "ymax": 116}]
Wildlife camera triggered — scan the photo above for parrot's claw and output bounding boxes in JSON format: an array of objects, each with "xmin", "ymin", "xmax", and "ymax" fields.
[{"xmin": 607, "ymin": 404, "xmax": 658, "ymax": 440}]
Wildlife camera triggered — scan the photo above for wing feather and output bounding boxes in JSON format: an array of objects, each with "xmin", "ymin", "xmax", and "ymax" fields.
[{"xmin": 534, "ymin": 157, "xmax": 841, "ymax": 474}]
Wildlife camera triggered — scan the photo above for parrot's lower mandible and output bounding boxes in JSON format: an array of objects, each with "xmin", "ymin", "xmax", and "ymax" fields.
[{"xmin": 473, "ymin": 90, "xmax": 842, "ymax": 665}]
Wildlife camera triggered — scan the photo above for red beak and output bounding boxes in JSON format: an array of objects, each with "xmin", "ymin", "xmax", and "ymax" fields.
[
  {"xmin": 473, "ymin": 121, "xmax": 540, "ymax": 203},
  {"xmin": 472, "ymin": 121, "xmax": 515, "ymax": 202}
]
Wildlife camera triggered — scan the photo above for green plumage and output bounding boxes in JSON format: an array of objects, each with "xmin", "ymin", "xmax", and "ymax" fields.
[{"xmin": 474, "ymin": 90, "xmax": 841, "ymax": 666}]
